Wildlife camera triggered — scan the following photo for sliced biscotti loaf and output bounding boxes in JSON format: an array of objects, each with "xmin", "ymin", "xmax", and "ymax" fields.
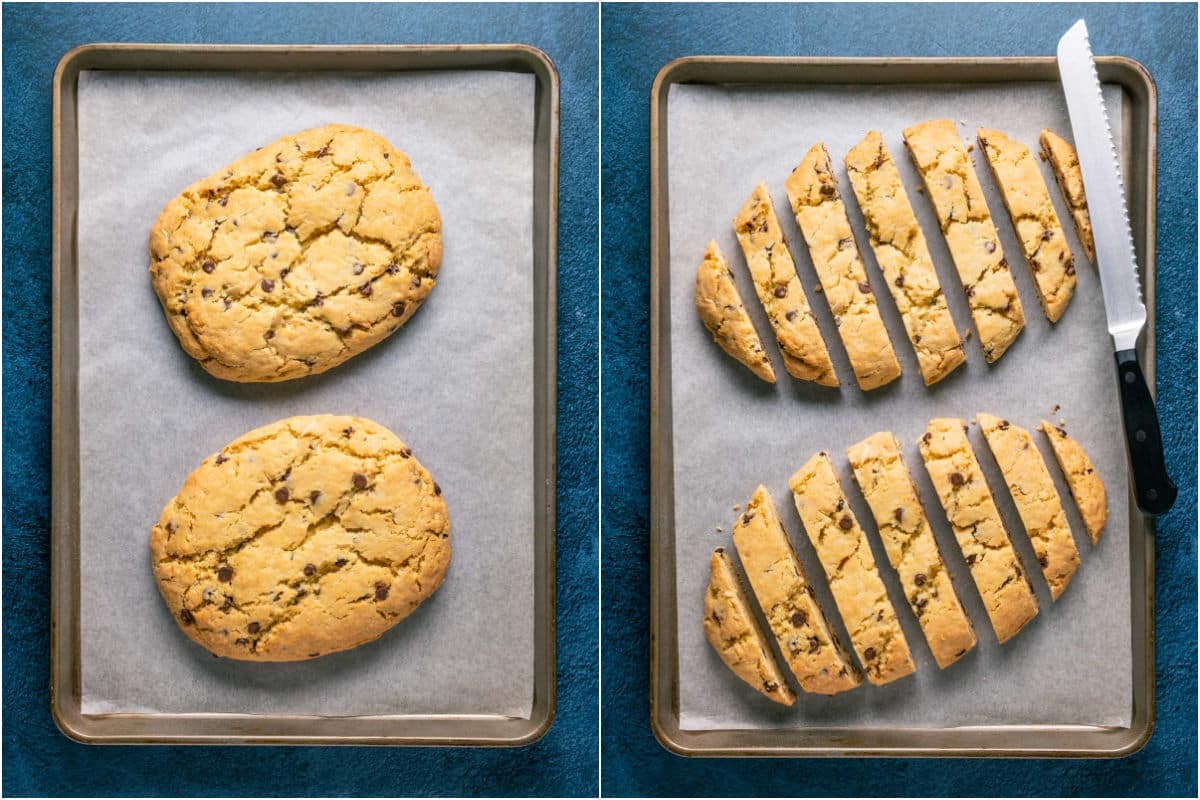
[
  {"xmin": 789, "ymin": 453, "xmax": 915, "ymax": 685},
  {"xmin": 1040, "ymin": 129, "xmax": 1096, "ymax": 263},
  {"xmin": 704, "ymin": 547, "xmax": 797, "ymax": 705},
  {"xmin": 978, "ymin": 129, "xmax": 1077, "ymax": 323},
  {"xmin": 695, "ymin": 240, "xmax": 776, "ymax": 383},
  {"xmin": 847, "ymin": 432, "xmax": 977, "ymax": 668},
  {"xmin": 845, "ymin": 132, "xmax": 965, "ymax": 385},
  {"xmin": 785, "ymin": 143, "xmax": 902, "ymax": 390},
  {"xmin": 732, "ymin": 485, "xmax": 862, "ymax": 695},
  {"xmin": 977, "ymin": 414, "xmax": 1080, "ymax": 601},
  {"xmin": 903, "ymin": 119, "xmax": 1025, "ymax": 363},
  {"xmin": 734, "ymin": 184, "xmax": 838, "ymax": 386},
  {"xmin": 919, "ymin": 418, "xmax": 1039, "ymax": 643},
  {"xmin": 1039, "ymin": 421, "xmax": 1108, "ymax": 544}
]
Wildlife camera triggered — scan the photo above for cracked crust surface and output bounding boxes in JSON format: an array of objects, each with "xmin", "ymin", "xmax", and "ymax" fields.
[
  {"xmin": 847, "ymin": 432, "xmax": 977, "ymax": 669},
  {"xmin": 786, "ymin": 143, "xmax": 902, "ymax": 391},
  {"xmin": 695, "ymin": 240, "xmax": 776, "ymax": 383},
  {"xmin": 704, "ymin": 548, "xmax": 797, "ymax": 705},
  {"xmin": 789, "ymin": 452, "xmax": 915, "ymax": 685},
  {"xmin": 1040, "ymin": 129, "xmax": 1096, "ymax": 263},
  {"xmin": 150, "ymin": 414, "xmax": 450, "ymax": 661},
  {"xmin": 732, "ymin": 486, "xmax": 862, "ymax": 695},
  {"xmin": 978, "ymin": 129, "xmax": 1077, "ymax": 323},
  {"xmin": 733, "ymin": 184, "xmax": 838, "ymax": 386},
  {"xmin": 903, "ymin": 120, "xmax": 1024, "ymax": 362},
  {"xmin": 845, "ymin": 132, "xmax": 965, "ymax": 385},
  {"xmin": 1039, "ymin": 421, "xmax": 1108, "ymax": 544},
  {"xmin": 978, "ymin": 414, "xmax": 1080, "ymax": 601},
  {"xmin": 919, "ymin": 418, "xmax": 1038, "ymax": 643},
  {"xmin": 149, "ymin": 124, "xmax": 442, "ymax": 383}
]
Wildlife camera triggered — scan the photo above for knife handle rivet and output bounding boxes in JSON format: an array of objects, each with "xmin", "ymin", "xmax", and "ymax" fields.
[
  {"xmin": 1146, "ymin": 489, "xmax": 1159, "ymax": 502},
  {"xmin": 1135, "ymin": 430, "xmax": 1147, "ymax": 443},
  {"xmin": 1124, "ymin": 371, "xmax": 1136, "ymax": 383}
]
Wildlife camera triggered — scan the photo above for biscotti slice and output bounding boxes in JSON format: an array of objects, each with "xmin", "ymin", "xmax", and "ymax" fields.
[
  {"xmin": 1039, "ymin": 421, "xmax": 1108, "ymax": 544},
  {"xmin": 733, "ymin": 184, "xmax": 839, "ymax": 386},
  {"xmin": 977, "ymin": 414, "xmax": 1080, "ymax": 601},
  {"xmin": 695, "ymin": 240, "xmax": 776, "ymax": 383},
  {"xmin": 903, "ymin": 120, "xmax": 1024, "ymax": 362},
  {"xmin": 845, "ymin": 132, "xmax": 965, "ymax": 385},
  {"xmin": 732, "ymin": 486, "xmax": 862, "ymax": 694},
  {"xmin": 789, "ymin": 453, "xmax": 915, "ymax": 685},
  {"xmin": 918, "ymin": 418, "xmax": 1039, "ymax": 643},
  {"xmin": 785, "ymin": 144, "xmax": 902, "ymax": 390},
  {"xmin": 847, "ymin": 432, "xmax": 977, "ymax": 668},
  {"xmin": 704, "ymin": 548, "xmax": 797, "ymax": 705},
  {"xmin": 978, "ymin": 129, "xmax": 1077, "ymax": 323},
  {"xmin": 1040, "ymin": 129, "xmax": 1096, "ymax": 263}
]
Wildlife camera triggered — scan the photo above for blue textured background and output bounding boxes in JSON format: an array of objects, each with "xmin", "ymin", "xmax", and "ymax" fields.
[
  {"xmin": 600, "ymin": 3, "xmax": 1196, "ymax": 796},
  {"xmin": 2, "ymin": 3, "xmax": 597, "ymax": 796}
]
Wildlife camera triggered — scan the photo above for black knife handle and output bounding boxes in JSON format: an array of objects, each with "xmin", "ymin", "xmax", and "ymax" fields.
[{"xmin": 1115, "ymin": 349, "xmax": 1176, "ymax": 515}]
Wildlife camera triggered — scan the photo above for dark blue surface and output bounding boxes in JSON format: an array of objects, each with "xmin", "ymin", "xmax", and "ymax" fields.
[
  {"xmin": 601, "ymin": 3, "xmax": 1197, "ymax": 796},
  {"xmin": 2, "ymin": 3, "xmax": 597, "ymax": 796}
]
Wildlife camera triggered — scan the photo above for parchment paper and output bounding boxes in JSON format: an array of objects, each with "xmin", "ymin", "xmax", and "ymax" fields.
[
  {"xmin": 77, "ymin": 69, "xmax": 536, "ymax": 717},
  {"xmin": 668, "ymin": 82, "xmax": 1133, "ymax": 731}
]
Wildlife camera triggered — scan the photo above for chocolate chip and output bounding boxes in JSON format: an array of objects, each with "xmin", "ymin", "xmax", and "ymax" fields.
[
  {"xmin": 984, "ymin": 241, "xmax": 996, "ymax": 253},
  {"xmin": 412, "ymin": 275, "xmax": 423, "ymax": 288},
  {"xmin": 785, "ymin": 310, "xmax": 797, "ymax": 322},
  {"xmin": 838, "ymin": 515, "xmax": 853, "ymax": 530},
  {"xmin": 335, "ymin": 558, "xmax": 348, "ymax": 567},
  {"xmin": 764, "ymin": 680, "xmax": 778, "ymax": 692},
  {"xmin": 741, "ymin": 512, "xmax": 753, "ymax": 525},
  {"xmin": 271, "ymin": 173, "xmax": 286, "ymax": 188},
  {"xmin": 914, "ymin": 573, "xmax": 927, "ymax": 586},
  {"xmin": 965, "ymin": 285, "xmax": 975, "ymax": 298},
  {"xmin": 949, "ymin": 472, "xmax": 965, "ymax": 487},
  {"xmin": 201, "ymin": 288, "xmax": 213, "ymax": 298},
  {"xmin": 217, "ymin": 566, "xmax": 234, "ymax": 583},
  {"xmin": 966, "ymin": 553, "xmax": 977, "ymax": 565},
  {"xmin": 893, "ymin": 507, "xmax": 904, "ymax": 522},
  {"xmin": 401, "ymin": 447, "xmax": 412, "ymax": 458},
  {"xmin": 261, "ymin": 278, "xmax": 275, "ymax": 292},
  {"xmin": 223, "ymin": 595, "xmax": 234, "ymax": 608},
  {"xmin": 772, "ymin": 285, "xmax": 787, "ymax": 299},
  {"xmin": 894, "ymin": 275, "xmax": 905, "ymax": 288},
  {"xmin": 1039, "ymin": 556, "xmax": 1048, "ymax": 568},
  {"xmin": 311, "ymin": 293, "xmax": 324, "ymax": 307},
  {"xmin": 863, "ymin": 647, "xmax": 877, "ymax": 661},
  {"xmin": 303, "ymin": 563, "xmax": 316, "ymax": 577},
  {"xmin": 858, "ymin": 281, "xmax": 871, "ymax": 294},
  {"xmin": 791, "ymin": 611, "xmax": 807, "ymax": 627},
  {"xmin": 836, "ymin": 499, "xmax": 844, "ymax": 511},
  {"xmin": 352, "ymin": 263, "xmax": 364, "ymax": 275},
  {"xmin": 360, "ymin": 282, "xmax": 373, "ymax": 297},
  {"xmin": 309, "ymin": 490, "xmax": 321, "ymax": 504},
  {"xmin": 1065, "ymin": 261, "xmax": 1076, "ymax": 276},
  {"xmin": 922, "ymin": 432, "xmax": 932, "ymax": 444},
  {"xmin": 1042, "ymin": 229, "xmax": 1054, "ymax": 241},
  {"xmin": 915, "ymin": 597, "xmax": 928, "ymax": 610},
  {"xmin": 434, "ymin": 483, "xmax": 442, "ymax": 496},
  {"xmin": 387, "ymin": 263, "xmax": 399, "ymax": 275},
  {"xmin": 274, "ymin": 487, "xmax": 290, "ymax": 503},
  {"xmin": 352, "ymin": 473, "xmax": 368, "ymax": 490},
  {"xmin": 819, "ymin": 184, "xmax": 836, "ymax": 198},
  {"xmin": 215, "ymin": 453, "xmax": 228, "ymax": 465},
  {"xmin": 837, "ymin": 237, "xmax": 852, "ymax": 250},
  {"xmin": 808, "ymin": 637, "xmax": 821, "ymax": 653},
  {"xmin": 343, "ymin": 426, "xmax": 354, "ymax": 438},
  {"xmin": 999, "ymin": 420, "xmax": 1010, "ymax": 430},
  {"xmin": 295, "ymin": 587, "xmax": 307, "ymax": 598},
  {"xmin": 247, "ymin": 621, "xmax": 260, "ymax": 634},
  {"xmin": 1015, "ymin": 566, "xmax": 1023, "ymax": 579},
  {"xmin": 374, "ymin": 583, "xmax": 389, "ymax": 601},
  {"xmin": 179, "ymin": 609, "xmax": 194, "ymax": 624},
  {"xmin": 265, "ymin": 329, "xmax": 275, "ymax": 340},
  {"xmin": 202, "ymin": 260, "xmax": 215, "ymax": 273},
  {"xmin": 391, "ymin": 302, "xmax": 406, "ymax": 317},
  {"xmin": 218, "ymin": 196, "xmax": 228, "ymax": 207},
  {"xmin": 1031, "ymin": 259, "xmax": 1041, "ymax": 273},
  {"xmin": 999, "ymin": 257, "xmax": 1009, "ymax": 270}
]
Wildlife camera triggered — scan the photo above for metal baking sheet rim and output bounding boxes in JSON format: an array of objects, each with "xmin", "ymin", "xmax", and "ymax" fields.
[
  {"xmin": 649, "ymin": 56, "xmax": 1157, "ymax": 758},
  {"xmin": 51, "ymin": 43, "xmax": 559, "ymax": 747}
]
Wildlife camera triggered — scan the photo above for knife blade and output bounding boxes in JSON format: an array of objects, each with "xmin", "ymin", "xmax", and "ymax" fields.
[{"xmin": 1057, "ymin": 19, "xmax": 1176, "ymax": 515}]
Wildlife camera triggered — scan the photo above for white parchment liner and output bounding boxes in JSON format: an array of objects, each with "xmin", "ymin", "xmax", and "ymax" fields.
[
  {"xmin": 77, "ymin": 69, "xmax": 535, "ymax": 717},
  {"xmin": 668, "ymin": 81, "xmax": 1133, "ymax": 731}
]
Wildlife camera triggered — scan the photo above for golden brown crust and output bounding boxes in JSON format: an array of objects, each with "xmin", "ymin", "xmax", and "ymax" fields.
[
  {"xmin": 704, "ymin": 548, "xmax": 797, "ymax": 705},
  {"xmin": 1040, "ymin": 129, "xmax": 1096, "ymax": 263},
  {"xmin": 150, "ymin": 414, "xmax": 450, "ymax": 661},
  {"xmin": 149, "ymin": 124, "xmax": 442, "ymax": 383},
  {"xmin": 786, "ymin": 144, "xmax": 902, "ymax": 390},
  {"xmin": 845, "ymin": 132, "xmax": 965, "ymax": 385},
  {"xmin": 1039, "ymin": 421, "xmax": 1108, "ymax": 544},
  {"xmin": 903, "ymin": 120, "xmax": 1024, "ymax": 362},
  {"xmin": 733, "ymin": 184, "xmax": 838, "ymax": 386},
  {"xmin": 978, "ymin": 129, "xmax": 1077, "ymax": 323},
  {"xmin": 694, "ymin": 240, "xmax": 776, "ymax": 383}
]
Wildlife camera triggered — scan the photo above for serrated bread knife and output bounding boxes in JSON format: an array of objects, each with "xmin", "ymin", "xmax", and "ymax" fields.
[{"xmin": 1057, "ymin": 20, "xmax": 1176, "ymax": 515}]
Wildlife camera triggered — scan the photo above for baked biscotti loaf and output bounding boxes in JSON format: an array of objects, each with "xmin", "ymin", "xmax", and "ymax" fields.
[
  {"xmin": 733, "ymin": 184, "xmax": 838, "ymax": 386},
  {"xmin": 150, "ymin": 415, "xmax": 450, "ymax": 661},
  {"xmin": 789, "ymin": 453, "xmax": 915, "ymax": 685},
  {"xmin": 704, "ymin": 548, "xmax": 797, "ymax": 705},
  {"xmin": 845, "ymin": 132, "xmax": 965, "ymax": 385},
  {"xmin": 919, "ymin": 418, "xmax": 1039, "ymax": 643},
  {"xmin": 847, "ymin": 432, "xmax": 977, "ymax": 668},
  {"xmin": 732, "ymin": 485, "xmax": 862, "ymax": 695},
  {"xmin": 978, "ymin": 129, "xmax": 1077, "ymax": 323},
  {"xmin": 695, "ymin": 240, "xmax": 776, "ymax": 383},
  {"xmin": 1040, "ymin": 129, "xmax": 1096, "ymax": 263},
  {"xmin": 977, "ymin": 414, "xmax": 1080, "ymax": 601},
  {"xmin": 1039, "ymin": 421, "xmax": 1108, "ymax": 544},
  {"xmin": 785, "ymin": 144, "xmax": 902, "ymax": 390},
  {"xmin": 149, "ymin": 124, "xmax": 442, "ymax": 383},
  {"xmin": 903, "ymin": 120, "xmax": 1024, "ymax": 363}
]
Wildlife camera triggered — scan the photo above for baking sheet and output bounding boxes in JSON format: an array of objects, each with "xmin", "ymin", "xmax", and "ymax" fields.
[
  {"xmin": 668, "ymin": 81, "xmax": 1132, "ymax": 731},
  {"xmin": 76, "ymin": 69, "xmax": 535, "ymax": 718}
]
